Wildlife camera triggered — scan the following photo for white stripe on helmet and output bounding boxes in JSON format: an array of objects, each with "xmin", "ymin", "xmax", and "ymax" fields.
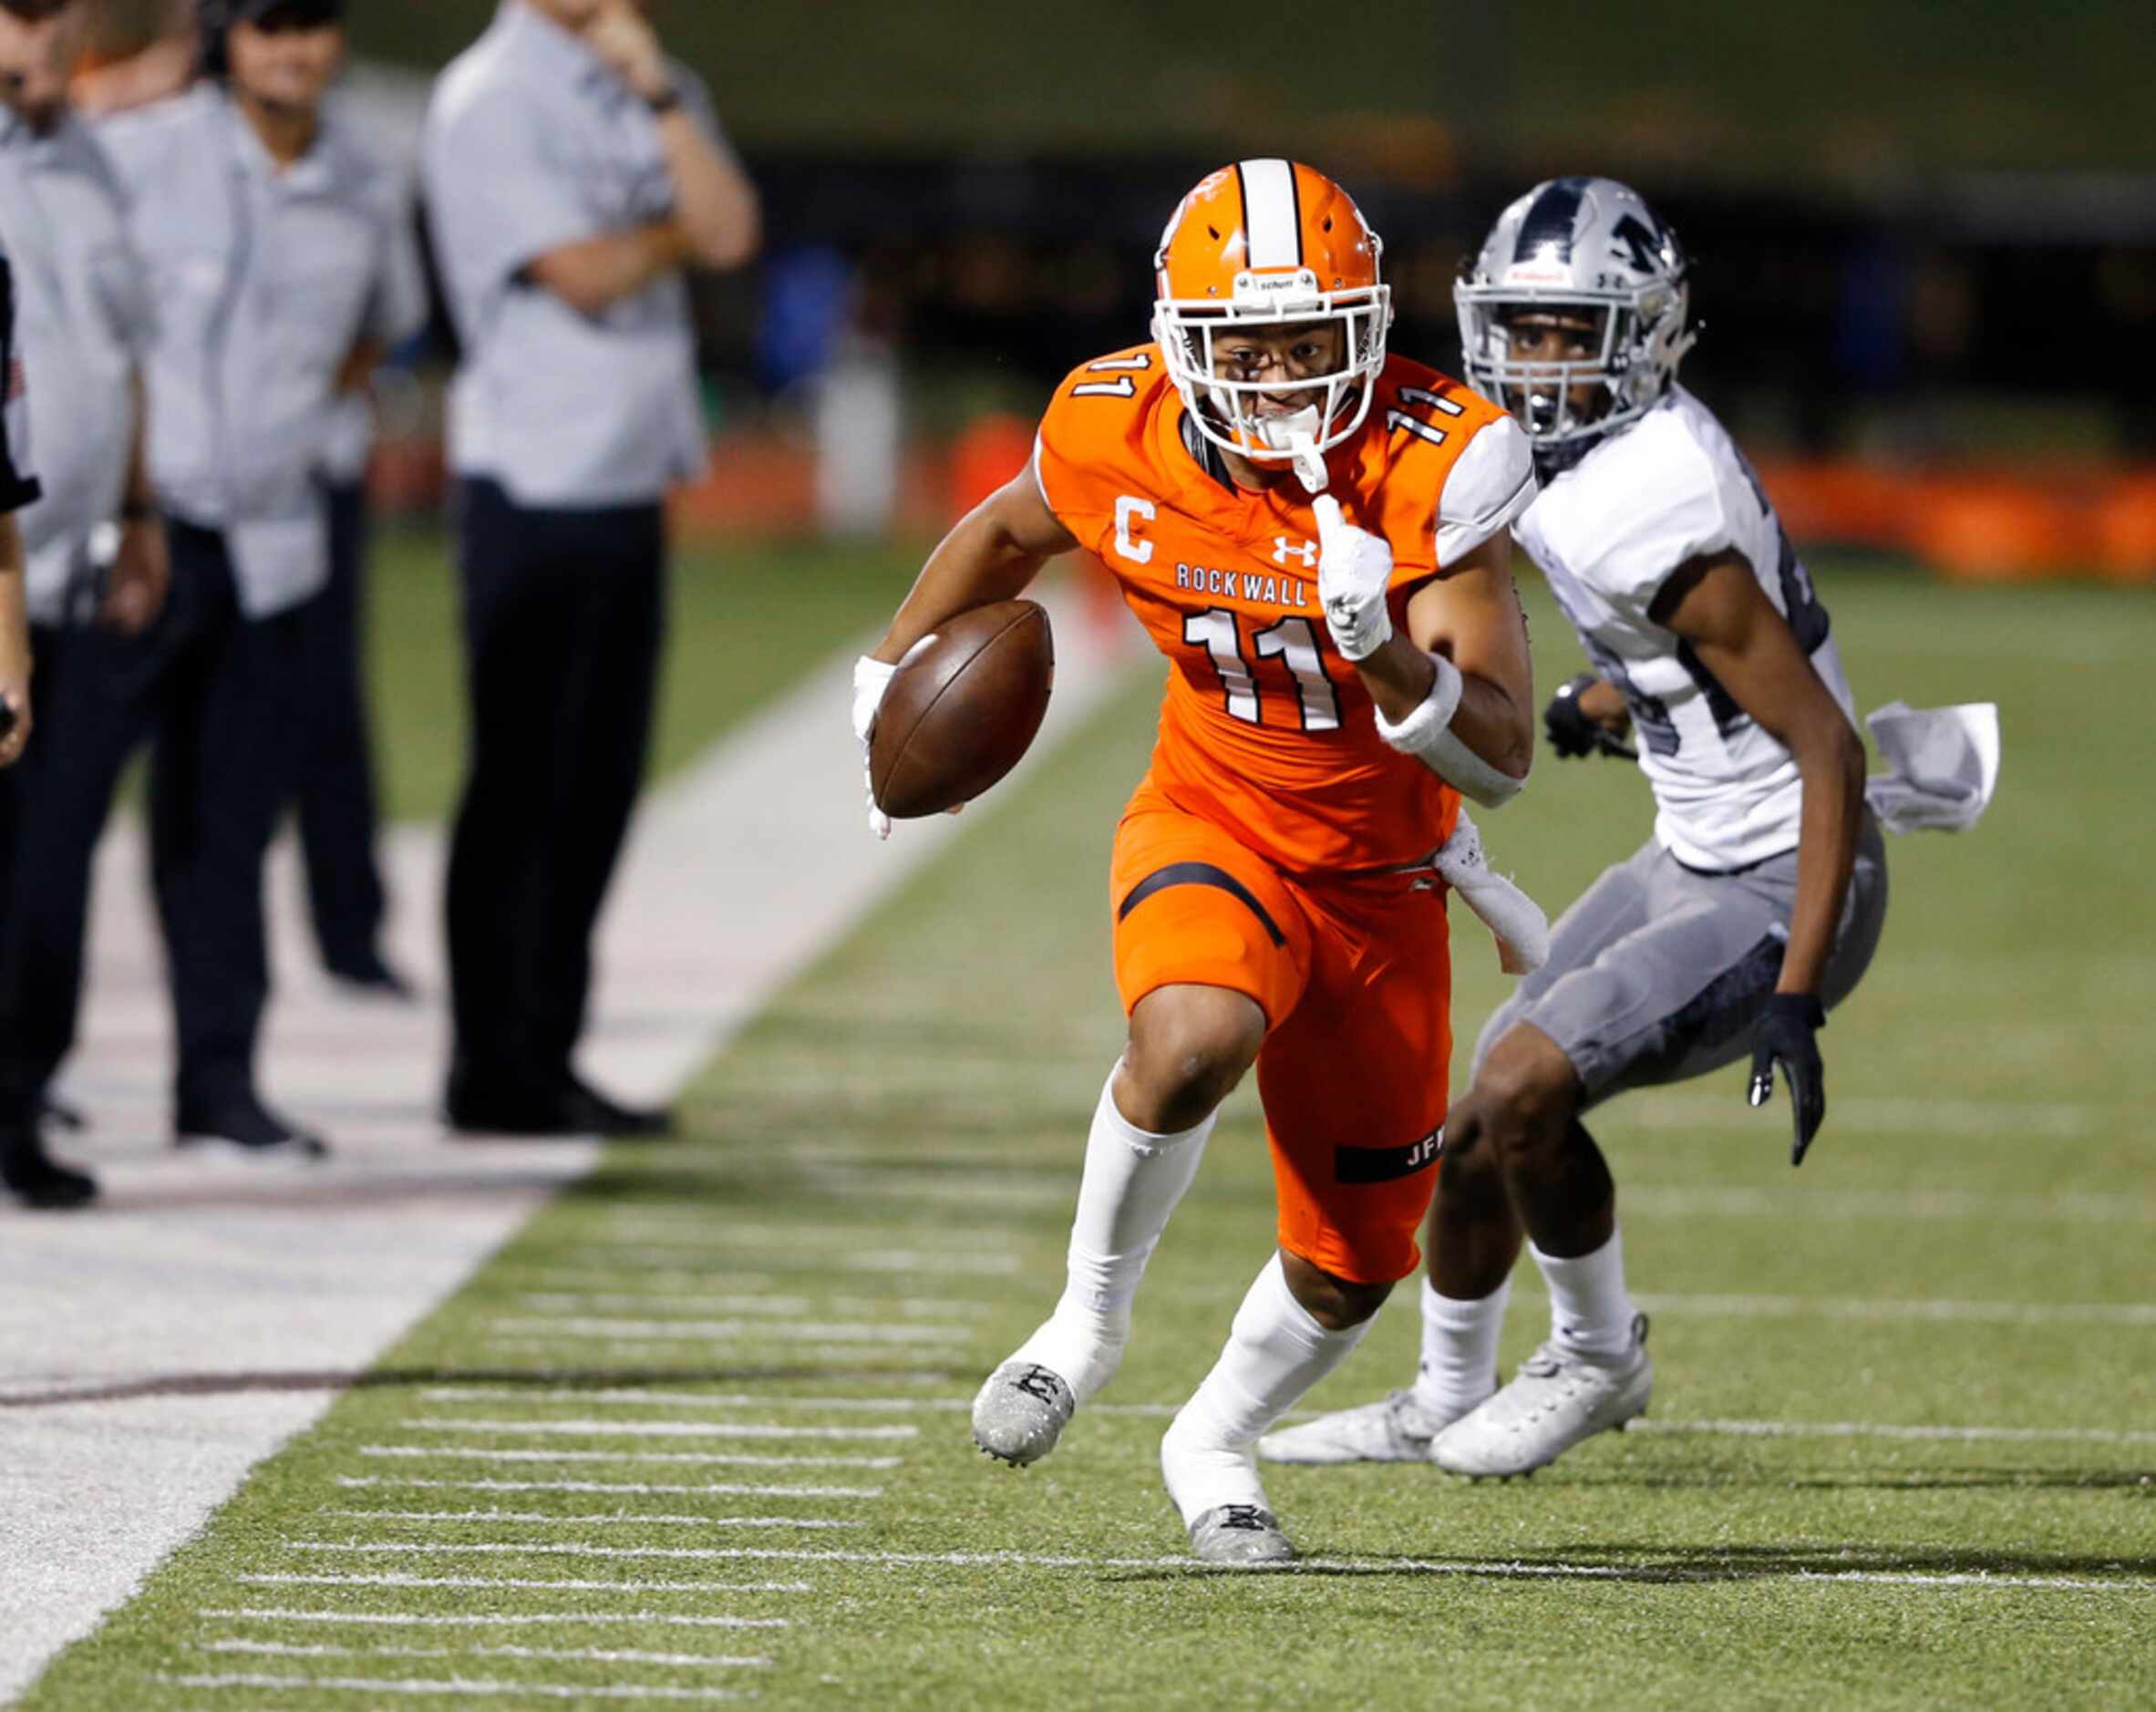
[{"xmin": 1238, "ymin": 159, "xmax": 1301, "ymax": 270}]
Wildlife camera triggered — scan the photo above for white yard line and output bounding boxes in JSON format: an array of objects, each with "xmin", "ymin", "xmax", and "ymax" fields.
[
  {"xmin": 327, "ymin": 1510, "xmax": 867, "ymax": 1530},
  {"xmin": 559, "ymin": 1245, "xmax": 1023, "ymax": 1274},
  {"xmin": 406, "ymin": 1418, "xmax": 919, "ymax": 1440},
  {"xmin": 359, "ymin": 1447, "xmax": 904, "ymax": 1470},
  {"xmin": 154, "ymin": 1674, "xmax": 745, "ymax": 1703},
  {"xmin": 0, "ymin": 593, "xmax": 1139, "ymax": 1702},
  {"xmin": 200, "ymin": 1639, "xmax": 771, "ymax": 1668},
  {"xmin": 1632, "ymin": 1417, "xmax": 2156, "ymax": 1447},
  {"xmin": 1630, "ymin": 1292, "xmax": 2156, "ymax": 1327},
  {"xmin": 1620, "ymin": 1185, "xmax": 2156, "ymax": 1224},
  {"xmin": 336, "ymin": 1477, "xmax": 885, "ymax": 1500},
  {"xmin": 238, "ymin": 1573, "xmax": 808, "ymax": 1597},
  {"xmin": 262, "ymin": 1543, "xmax": 2152, "ymax": 1597},
  {"xmin": 199, "ymin": 1608, "xmax": 789, "ymax": 1631},
  {"xmin": 513, "ymin": 1293, "xmax": 992, "ymax": 1318},
  {"xmin": 480, "ymin": 1317, "xmax": 973, "ymax": 1344},
  {"xmin": 418, "ymin": 1387, "xmax": 956, "ymax": 1412}
]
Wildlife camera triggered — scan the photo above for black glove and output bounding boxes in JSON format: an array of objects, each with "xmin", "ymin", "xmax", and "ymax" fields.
[
  {"xmin": 1544, "ymin": 673, "xmax": 1636, "ymax": 761},
  {"xmin": 1749, "ymin": 992, "xmax": 1827, "ymax": 1166}
]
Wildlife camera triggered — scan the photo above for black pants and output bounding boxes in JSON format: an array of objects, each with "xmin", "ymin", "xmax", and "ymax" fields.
[
  {"xmin": 152, "ymin": 525, "xmax": 310, "ymax": 1113},
  {"xmin": 0, "ymin": 611, "xmax": 168, "ymax": 1137},
  {"xmin": 0, "ymin": 525, "xmax": 304, "ymax": 1125},
  {"xmin": 445, "ymin": 477, "xmax": 665, "ymax": 1094},
  {"xmin": 295, "ymin": 480, "xmax": 389, "ymax": 972}
]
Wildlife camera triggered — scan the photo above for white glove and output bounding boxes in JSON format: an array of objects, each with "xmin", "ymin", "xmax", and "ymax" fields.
[
  {"xmin": 851, "ymin": 655, "xmax": 897, "ymax": 841},
  {"xmin": 1433, "ymin": 808, "xmax": 1549, "ymax": 975},
  {"xmin": 1313, "ymin": 495, "xmax": 1394, "ymax": 662}
]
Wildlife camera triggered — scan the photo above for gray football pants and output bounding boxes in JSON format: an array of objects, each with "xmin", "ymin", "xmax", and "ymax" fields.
[{"xmin": 1472, "ymin": 812, "xmax": 1890, "ymax": 1107}]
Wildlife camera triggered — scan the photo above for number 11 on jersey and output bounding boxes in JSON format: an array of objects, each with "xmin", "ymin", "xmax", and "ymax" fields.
[{"xmin": 1183, "ymin": 608, "xmax": 1341, "ymax": 732}]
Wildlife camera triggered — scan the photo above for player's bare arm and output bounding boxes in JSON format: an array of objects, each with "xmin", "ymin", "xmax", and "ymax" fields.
[
  {"xmin": 869, "ymin": 469, "xmax": 1078, "ymax": 666},
  {"xmin": 1651, "ymin": 549, "xmax": 1865, "ymax": 999},
  {"xmin": 1360, "ymin": 532, "xmax": 1536, "ymax": 783},
  {"xmin": 1317, "ymin": 503, "xmax": 1534, "ymax": 808}
]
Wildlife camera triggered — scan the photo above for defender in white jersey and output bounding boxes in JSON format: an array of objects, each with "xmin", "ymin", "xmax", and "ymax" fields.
[{"xmin": 1263, "ymin": 177, "xmax": 1890, "ymax": 1478}]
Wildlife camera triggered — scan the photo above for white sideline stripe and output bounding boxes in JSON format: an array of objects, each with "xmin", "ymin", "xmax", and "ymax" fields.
[
  {"xmin": 484, "ymin": 1316, "xmax": 970, "ymax": 1344},
  {"xmin": 1634, "ymin": 1417, "xmax": 2156, "ymax": 1447},
  {"xmin": 407, "ymin": 1418, "xmax": 918, "ymax": 1441},
  {"xmin": 338, "ymin": 1477, "xmax": 885, "ymax": 1500},
  {"xmin": 240, "ymin": 1573, "xmax": 809, "ymax": 1597},
  {"xmin": 1622, "ymin": 1185, "xmax": 2156, "ymax": 1225},
  {"xmin": 329, "ymin": 1510, "xmax": 865, "ymax": 1530},
  {"xmin": 515, "ymin": 1293, "xmax": 992, "ymax": 1319},
  {"xmin": 570, "ymin": 1243, "xmax": 1021, "ymax": 1274},
  {"xmin": 282, "ymin": 1543, "xmax": 2150, "ymax": 1595},
  {"xmin": 200, "ymin": 1608, "xmax": 788, "ymax": 1632},
  {"xmin": 201, "ymin": 1639, "xmax": 771, "ymax": 1668},
  {"xmin": 156, "ymin": 1673, "xmax": 743, "ymax": 1703},
  {"xmin": 361, "ymin": 1447, "xmax": 904, "ymax": 1470},
  {"xmin": 1633, "ymin": 1292, "xmax": 2156, "ymax": 1327}
]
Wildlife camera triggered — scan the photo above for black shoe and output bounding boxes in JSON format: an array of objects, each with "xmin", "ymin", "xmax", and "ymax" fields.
[
  {"xmin": 565, "ymin": 1075, "xmax": 675, "ymax": 1139},
  {"xmin": 445, "ymin": 1073, "xmax": 673, "ymax": 1140},
  {"xmin": 175, "ymin": 1095, "xmax": 329, "ymax": 1160},
  {"xmin": 325, "ymin": 953, "xmax": 418, "ymax": 1003},
  {"xmin": 2, "ymin": 1140, "xmax": 98, "ymax": 1209},
  {"xmin": 443, "ymin": 1071, "xmax": 588, "ymax": 1139}
]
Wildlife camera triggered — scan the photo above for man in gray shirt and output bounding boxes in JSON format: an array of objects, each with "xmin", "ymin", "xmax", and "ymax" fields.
[
  {"xmin": 0, "ymin": 0, "xmax": 163, "ymax": 1207},
  {"xmin": 93, "ymin": 0, "xmax": 423, "ymax": 1156},
  {"xmin": 424, "ymin": 0, "xmax": 758, "ymax": 1136}
]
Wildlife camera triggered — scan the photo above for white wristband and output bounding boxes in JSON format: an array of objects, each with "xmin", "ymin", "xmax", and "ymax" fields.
[{"xmin": 1374, "ymin": 652, "xmax": 1524, "ymax": 809}]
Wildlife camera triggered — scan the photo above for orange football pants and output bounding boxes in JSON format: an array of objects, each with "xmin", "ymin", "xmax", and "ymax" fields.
[{"xmin": 1109, "ymin": 782, "xmax": 1453, "ymax": 1284}]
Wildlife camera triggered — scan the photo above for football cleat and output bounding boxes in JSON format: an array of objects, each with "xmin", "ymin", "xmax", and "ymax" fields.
[
  {"xmin": 1258, "ymin": 1387, "xmax": 1470, "ymax": 1466},
  {"xmin": 1186, "ymin": 1503, "xmax": 1296, "ymax": 1567},
  {"xmin": 1429, "ymin": 1314, "xmax": 1651, "ymax": 1479},
  {"xmin": 970, "ymin": 1361, "xmax": 1077, "ymax": 1467}
]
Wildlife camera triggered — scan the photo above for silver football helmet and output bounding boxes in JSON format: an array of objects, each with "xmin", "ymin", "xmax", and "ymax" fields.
[{"xmin": 1456, "ymin": 177, "xmax": 1697, "ymax": 452}]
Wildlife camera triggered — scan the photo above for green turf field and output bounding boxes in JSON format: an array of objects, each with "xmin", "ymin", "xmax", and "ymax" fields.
[
  {"xmin": 363, "ymin": 525, "xmax": 921, "ymax": 824},
  {"xmin": 23, "ymin": 560, "xmax": 2153, "ymax": 1709}
]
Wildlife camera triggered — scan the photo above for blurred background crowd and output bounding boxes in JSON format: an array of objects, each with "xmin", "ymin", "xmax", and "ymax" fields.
[
  {"xmin": 1, "ymin": 0, "xmax": 2146, "ymax": 1207},
  {"xmin": 74, "ymin": 0, "xmax": 2156, "ymax": 577}
]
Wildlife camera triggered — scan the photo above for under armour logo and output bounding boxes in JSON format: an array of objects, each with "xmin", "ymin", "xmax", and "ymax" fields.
[
  {"xmin": 1273, "ymin": 537, "xmax": 1317, "ymax": 569},
  {"xmin": 1014, "ymin": 1366, "xmax": 1065, "ymax": 1403}
]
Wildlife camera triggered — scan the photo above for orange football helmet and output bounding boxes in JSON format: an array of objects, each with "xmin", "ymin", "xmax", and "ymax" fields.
[{"xmin": 1152, "ymin": 160, "xmax": 1391, "ymax": 486}]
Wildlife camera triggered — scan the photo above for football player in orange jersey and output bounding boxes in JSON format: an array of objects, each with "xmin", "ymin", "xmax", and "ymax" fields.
[{"xmin": 852, "ymin": 160, "xmax": 1546, "ymax": 1562}]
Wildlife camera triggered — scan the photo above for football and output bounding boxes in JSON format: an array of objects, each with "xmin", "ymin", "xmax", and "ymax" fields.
[{"xmin": 869, "ymin": 600, "xmax": 1055, "ymax": 819}]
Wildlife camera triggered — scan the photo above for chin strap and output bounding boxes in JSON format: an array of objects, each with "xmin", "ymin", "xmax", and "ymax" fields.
[
  {"xmin": 1285, "ymin": 430, "xmax": 1328, "ymax": 494},
  {"xmin": 1374, "ymin": 652, "xmax": 1525, "ymax": 810}
]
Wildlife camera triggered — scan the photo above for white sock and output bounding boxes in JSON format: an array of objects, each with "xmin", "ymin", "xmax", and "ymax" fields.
[
  {"xmin": 1161, "ymin": 1253, "xmax": 1373, "ymax": 1521},
  {"xmin": 1412, "ymin": 1274, "xmax": 1511, "ymax": 1421},
  {"xmin": 1009, "ymin": 1067, "xmax": 1216, "ymax": 1402},
  {"xmin": 1531, "ymin": 1228, "xmax": 1636, "ymax": 1360}
]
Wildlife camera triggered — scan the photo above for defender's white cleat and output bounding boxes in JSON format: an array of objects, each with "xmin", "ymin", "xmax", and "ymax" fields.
[
  {"xmin": 1258, "ymin": 1387, "xmax": 1470, "ymax": 1466},
  {"xmin": 1430, "ymin": 1314, "xmax": 1651, "ymax": 1479},
  {"xmin": 971, "ymin": 1361, "xmax": 1077, "ymax": 1467}
]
